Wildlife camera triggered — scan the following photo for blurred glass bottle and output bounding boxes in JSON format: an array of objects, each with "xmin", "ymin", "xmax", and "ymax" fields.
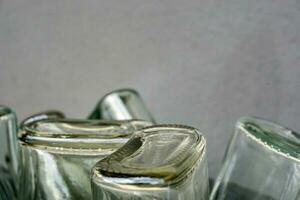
[
  {"xmin": 18, "ymin": 118, "xmax": 151, "ymax": 200},
  {"xmin": 88, "ymin": 88, "xmax": 155, "ymax": 123},
  {"xmin": 92, "ymin": 125, "xmax": 209, "ymax": 200},
  {"xmin": 210, "ymin": 117, "xmax": 300, "ymax": 200},
  {"xmin": 20, "ymin": 110, "xmax": 65, "ymax": 128},
  {"xmin": 0, "ymin": 169, "xmax": 17, "ymax": 200},
  {"xmin": 0, "ymin": 106, "xmax": 18, "ymax": 191}
]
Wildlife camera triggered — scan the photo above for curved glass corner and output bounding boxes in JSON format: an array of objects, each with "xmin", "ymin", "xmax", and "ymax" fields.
[
  {"xmin": 88, "ymin": 88, "xmax": 155, "ymax": 123},
  {"xmin": 92, "ymin": 124, "xmax": 209, "ymax": 200}
]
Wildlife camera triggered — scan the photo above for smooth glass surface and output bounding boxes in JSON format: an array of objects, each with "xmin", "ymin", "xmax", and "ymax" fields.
[
  {"xmin": 92, "ymin": 125, "xmax": 209, "ymax": 200},
  {"xmin": 210, "ymin": 117, "xmax": 300, "ymax": 200},
  {"xmin": 0, "ymin": 106, "xmax": 18, "ymax": 190},
  {"xmin": 19, "ymin": 118, "xmax": 151, "ymax": 200},
  {"xmin": 20, "ymin": 110, "xmax": 65, "ymax": 128},
  {"xmin": 88, "ymin": 88, "xmax": 155, "ymax": 123}
]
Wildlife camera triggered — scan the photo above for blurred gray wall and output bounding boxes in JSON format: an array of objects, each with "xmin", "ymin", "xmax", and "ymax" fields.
[{"xmin": 0, "ymin": 0, "xmax": 299, "ymax": 177}]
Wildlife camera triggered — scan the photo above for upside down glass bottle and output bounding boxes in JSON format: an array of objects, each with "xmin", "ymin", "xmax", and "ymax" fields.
[
  {"xmin": 92, "ymin": 125, "xmax": 210, "ymax": 200},
  {"xmin": 18, "ymin": 118, "xmax": 151, "ymax": 200},
  {"xmin": 210, "ymin": 117, "xmax": 300, "ymax": 200},
  {"xmin": 88, "ymin": 88, "xmax": 155, "ymax": 123},
  {"xmin": 18, "ymin": 88, "xmax": 155, "ymax": 200},
  {"xmin": 0, "ymin": 106, "xmax": 18, "ymax": 200}
]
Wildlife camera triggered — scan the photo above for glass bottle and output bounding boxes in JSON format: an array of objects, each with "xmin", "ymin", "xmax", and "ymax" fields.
[
  {"xmin": 0, "ymin": 169, "xmax": 17, "ymax": 200},
  {"xmin": 88, "ymin": 88, "xmax": 155, "ymax": 123},
  {"xmin": 20, "ymin": 110, "xmax": 65, "ymax": 128},
  {"xmin": 18, "ymin": 118, "xmax": 152, "ymax": 200},
  {"xmin": 92, "ymin": 125, "xmax": 210, "ymax": 200},
  {"xmin": 210, "ymin": 117, "xmax": 300, "ymax": 200},
  {"xmin": 0, "ymin": 106, "xmax": 18, "ymax": 190}
]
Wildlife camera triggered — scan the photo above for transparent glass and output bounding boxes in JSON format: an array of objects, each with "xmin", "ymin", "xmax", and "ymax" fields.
[
  {"xmin": 210, "ymin": 117, "xmax": 300, "ymax": 200},
  {"xmin": 18, "ymin": 118, "xmax": 152, "ymax": 200},
  {"xmin": 20, "ymin": 110, "xmax": 65, "ymax": 128},
  {"xmin": 0, "ymin": 169, "xmax": 17, "ymax": 200},
  {"xmin": 88, "ymin": 88, "xmax": 155, "ymax": 123},
  {"xmin": 0, "ymin": 106, "xmax": 19, "ymax": 190},
  {"xmin": 92, "ymin": 125, "xmax": 209, "ymax": 200}
]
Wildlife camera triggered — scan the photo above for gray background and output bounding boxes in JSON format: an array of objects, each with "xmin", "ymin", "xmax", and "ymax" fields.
[{"xmin": 0, "ymin": 0, "xmax": 299, "ymax": 177}]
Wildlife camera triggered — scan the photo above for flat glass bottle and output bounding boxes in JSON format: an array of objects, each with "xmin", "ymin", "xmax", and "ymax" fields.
[
  {"xmin": 88, "ymin": 88, "xmax": 155, "ymax": 123},
  {"xmin": 210, "ymin": 117, "xmax": 300, "ymax": 200},
  {"xmin": 19, "ymin": 118, "xmax": 151, "ymax": 200},
  {"xmin": 92, "ymin": 125, "xmax": 209, "ymax": 200}
]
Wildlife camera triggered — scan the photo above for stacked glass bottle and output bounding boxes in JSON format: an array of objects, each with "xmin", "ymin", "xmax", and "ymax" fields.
[{"xmin": 1, "ymin": 89, "xmax": 213, "ymax": 200}]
